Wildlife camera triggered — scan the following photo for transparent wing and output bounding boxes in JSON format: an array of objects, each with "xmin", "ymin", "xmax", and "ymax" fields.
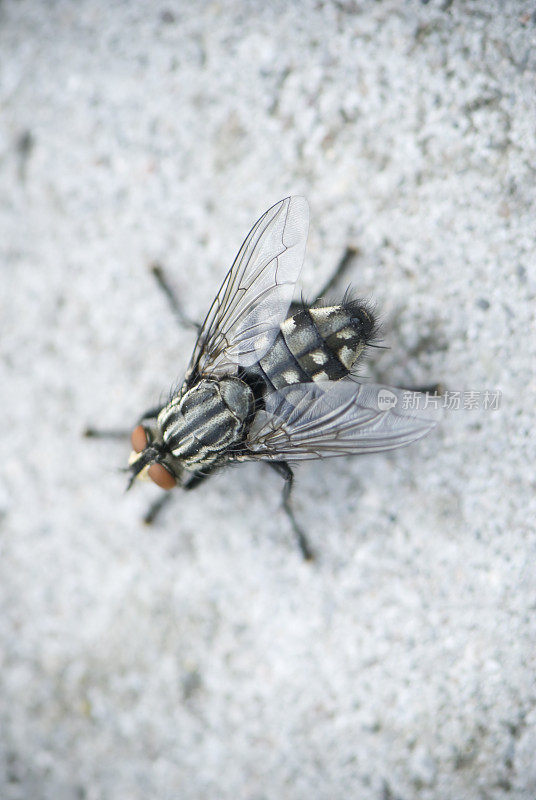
[
  {"xmin": 186, "ymin": 196, "xmax": 309, "ymax": 382},
  {"xmin": 247, "ymin": 381, "xmax": 440, "ymax": 461}
]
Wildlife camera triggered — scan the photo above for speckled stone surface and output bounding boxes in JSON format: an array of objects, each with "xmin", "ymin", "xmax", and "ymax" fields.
[{"xmin": 1, "ymin": 2, "xmax": 535, "ymax": 798}]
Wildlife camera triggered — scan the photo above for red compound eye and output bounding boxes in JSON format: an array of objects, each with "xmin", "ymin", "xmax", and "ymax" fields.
[
  {"xmin": 131, "ymin": 425, "xmax": 148, "ymax": 453},
  {"xmin": 148, "ymin": 463, "xmax": 176, "ymax": 490}
]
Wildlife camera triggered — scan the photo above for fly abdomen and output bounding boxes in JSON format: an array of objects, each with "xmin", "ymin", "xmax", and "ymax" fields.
[{"xmin": 258, "ymin": 299, "xmax": 376, "ymax": 390}]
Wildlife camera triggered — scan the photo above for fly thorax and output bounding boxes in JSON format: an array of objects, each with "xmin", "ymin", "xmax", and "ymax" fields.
[{"xmin": 158, "ymin": 378, "xmax": 253, "ymax": 468}]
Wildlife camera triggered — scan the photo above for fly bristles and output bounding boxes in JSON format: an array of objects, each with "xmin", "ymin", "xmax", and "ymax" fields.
[{"xmin": 340, "ymin": 296, "xmax": 379, "ymax": 346}]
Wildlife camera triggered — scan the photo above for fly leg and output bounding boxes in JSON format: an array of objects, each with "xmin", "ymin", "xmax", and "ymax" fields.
[
  {"xmin": 151, "ymin": 262, "xmax": 201, "ymax": 332},
  {"xmin": 84, "ymin": 427, "xmax": 130, "ymax": 439},
  {"xmin": 83, "ymin": 405, "xmax": 165, "ymax": 440},
  {"xmin": 183, "ymin": 471, "xmax": 213, "ymax": 491},
  {"xmin": 314, "ymin": 246, "xmax": 359, "ymax": 302},
  {"xmin": 268, "ymin": 461, "xmax": 314, "ymax": 561},
  {"xmin": 400, "ymin": 383, "xmax": 443, "ymax": 395},
  {"xmin": 85, "ymin": 405, "xmax": 171, "ymax": 524},
  {"xmin": 138, "ymin": 405, "xmax": 166, "ymax": 423},
  {"xmin": 86, "ymin": 260, "xmax": 198, "ymax": 439},
  {"xmin": 143, "ymin": 471, "xmax": 211, "ymax": 525},
  {"xmin": 288, "ymin": 246, "xmax": 359, "ymax": 315},
  {"xmin": 85, "ymin": 265, "xmax": 198, "ymax": 438},
  {"xmin": 143, "ymin": 493, "xmax": 173, "ymax": 524}
]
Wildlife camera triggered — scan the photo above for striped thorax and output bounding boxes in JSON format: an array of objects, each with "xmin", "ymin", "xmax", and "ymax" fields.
[{"xmin": 157, "ymin": 378, "xmax": 254, "ymax": 471}]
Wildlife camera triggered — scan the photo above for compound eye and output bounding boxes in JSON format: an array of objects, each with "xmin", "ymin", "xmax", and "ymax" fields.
[
  {"xmin": 131, "ymin": 425, "xmax": 148, "ymax": 453},
  {"xmin": 148, "ymin": 463, "xmax": 176, "ymax": 490}
]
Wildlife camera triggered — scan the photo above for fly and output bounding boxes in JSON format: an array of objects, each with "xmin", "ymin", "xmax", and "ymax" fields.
[{"xmin": 87, "ymin": 197, "xmax": 439, "ymax": 559}]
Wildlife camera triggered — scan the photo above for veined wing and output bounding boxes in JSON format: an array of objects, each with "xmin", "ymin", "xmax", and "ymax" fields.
[
  {"xmin": 186, "ymin": 196, "xmax": 309, "ymax": 382},
  {"xmin": 246, "ymin": 381, "xmax": 440, "ymax": 461}
]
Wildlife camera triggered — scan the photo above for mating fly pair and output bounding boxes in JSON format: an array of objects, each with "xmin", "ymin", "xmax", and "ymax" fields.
[{"xmin": 88, "ymin": 197, "xmax": 438, "ymax": 559}]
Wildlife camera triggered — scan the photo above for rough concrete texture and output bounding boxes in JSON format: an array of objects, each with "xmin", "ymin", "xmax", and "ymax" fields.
[{"xmin": 1, "ymin": 1, "xmax": 535, "ymax": 798}]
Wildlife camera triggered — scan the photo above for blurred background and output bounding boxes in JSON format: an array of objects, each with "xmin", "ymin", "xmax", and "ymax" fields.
[{"xmin": 1, "ymin": 2, "xmax": 535, "ymax": 798}]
